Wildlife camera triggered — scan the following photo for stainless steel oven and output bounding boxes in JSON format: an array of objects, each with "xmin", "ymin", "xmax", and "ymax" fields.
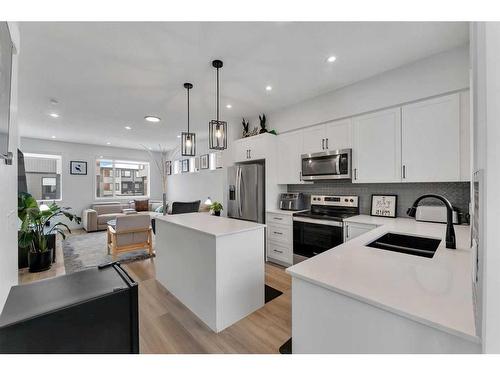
[
  {"xmin": 301, "ymin": 149, "xmax": 352, "ymax": 181},
  {"xmin": 292, "ymin": 195, "xmax": 359, "ymax": 264}
]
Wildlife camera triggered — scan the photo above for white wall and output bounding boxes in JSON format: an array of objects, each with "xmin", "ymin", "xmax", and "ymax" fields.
[
  {"xmin": 0, "ymin": 22, "xmax": 20, "ymax": 311},
  {"xmin": 247, "ymin": 45, "xmax": 470, "ymax": 134},
  {"xmin": 20, "ymin": 137, "xmax": 163, "ymax": 228},
  {"xmin": 472, "ymin": 22, "xmax": 500, "ymax": 354},
  {"xmin": 166, "ymin": 137, "xmax": 226, "ymax": 209}
]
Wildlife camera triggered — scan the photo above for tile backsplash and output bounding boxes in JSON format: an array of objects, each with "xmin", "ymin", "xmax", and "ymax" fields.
[{"xmin": 288, "ymin": 181, "xmax": 470, "ymax": 221}]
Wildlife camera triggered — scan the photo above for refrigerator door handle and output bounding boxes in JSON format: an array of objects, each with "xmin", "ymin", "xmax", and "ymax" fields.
[
  {"xmin": 235, "ymin": 166, "xmax": 241, "ymax": 217},
  {"xmin": 238, "ymin": 167, "xmax": 244, "ymax": 217}
]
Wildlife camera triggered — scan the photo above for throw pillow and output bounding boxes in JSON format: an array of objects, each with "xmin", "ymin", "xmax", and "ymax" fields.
[{"xmin": 134, "ymin": 199, "xmax": 149, "ymax": 212}]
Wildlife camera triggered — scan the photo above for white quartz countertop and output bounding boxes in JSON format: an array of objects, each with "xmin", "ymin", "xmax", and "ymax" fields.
[
  {"xmin": 155, "ymin": 212, "xmax": 266, "ymax": 237},
  {"xmin": 287, "ymin": 214, "xmax": 478, "ymax": 343}
]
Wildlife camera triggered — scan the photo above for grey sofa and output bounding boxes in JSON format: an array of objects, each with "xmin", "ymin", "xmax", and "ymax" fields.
[{"xmin": 82, "ymin": 201, "xmax": 163, "ymax": 232}]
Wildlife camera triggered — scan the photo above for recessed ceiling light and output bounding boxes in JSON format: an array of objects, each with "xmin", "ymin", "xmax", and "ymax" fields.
[
  {"xmin": 177, "ymin": 135, "xmax": 181, "ymax": 138},
  {"xmin": 49, "ymin": 113, "xmax": 59, "ymax": 118},
  {"xmin": 100, "ymin": 155, "xmax": 104, "ymax": 158},
  {"xmin": 144, "ymin": 116, "xmax": 161, "ymax": 123},
  {"xmin": 265, "ymin": 85, "xmax": 272, "ymax": 91},
  {"xmin": 51, "ymin": 135, "xmax": 56, "ymax": 139},
  {"xmin": 106, "ymin": 142, "xmax": 111, "ymax": 145},
  {"xmin": 148, "ymin": 147, "xmax": 152, "ymax": 150},
  {"xmin": 226, "ymin": 104, "xmax": 232, "ymax": 109},
  {"xmin": 125, "ymin": 126, "xmax": 132, "ymax": 130},
  {"xmin": 327, "ymin": 55, "xmax": 337, "ymax": 63}
]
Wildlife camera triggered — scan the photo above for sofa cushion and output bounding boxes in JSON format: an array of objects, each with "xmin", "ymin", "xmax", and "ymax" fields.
[
  {"xmin": 134, "ymin": 199, "xmax": 149, "ymax": 212},
  {"xmin": 97, "ymin": 212, "xmax": 125, "ymax": 225},
  {"xmin": 93, "ymin": 203, "xmax": 123, "ymax": 216}
]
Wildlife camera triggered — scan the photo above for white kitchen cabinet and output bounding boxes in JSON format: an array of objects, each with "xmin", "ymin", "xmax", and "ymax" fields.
[
  {"xmin": 266, "ymin": 211, "xmax": 293, "ymax": 266},
  {"xmin": 402, "ymin": 93, "xmax": 460, "ymax": 182},
  {"xmin": 232, "ymin": 133, "xmax": 273, "ymax": 162},
  {"xmin": 352, "ymin": 108, "xmax": 402, "ymax": 183},
  {"xmin": 344, "ymin": 222, "xmax": 377, "ymax": 242},
  {"xmin": 302, "ymin": 119, "xmax": 352, "ymax": 155},
  {"xmin": 324, "ymin": 119, "xmax": 352, "ymax": 151},
  {"xmin": 277, "ymin": 131, "xmax": 303, "ymax": 184},
  {"xmin": 301, "ymin": 125, "xmax": 325, "ymax": 154},
  {"xmin": 459, "ymin": 91, "xmax": 471, "ymax": 181}
]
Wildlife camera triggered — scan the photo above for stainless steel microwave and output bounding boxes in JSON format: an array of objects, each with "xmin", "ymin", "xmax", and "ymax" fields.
[{"xmin": 301, "ymin": 149, "xmax": 352, "ymax": 181}]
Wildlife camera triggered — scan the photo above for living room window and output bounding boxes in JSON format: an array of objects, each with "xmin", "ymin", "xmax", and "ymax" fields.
[
  {"xmin": 24, "ymin": 153, "xmax": 63, "ymax": 201},
  {"xmin": 95, "ymin": 159, "xmax": 150, "ymax": 198}
]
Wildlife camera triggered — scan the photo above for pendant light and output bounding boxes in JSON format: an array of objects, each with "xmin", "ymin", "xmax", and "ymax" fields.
[
  {"xmin": 181, "ymin": 82, "xmax": 196, "ymax": 156},
  {"xmin": 209, "ymin": 59, "xmax": 227, "ymax": 150}
]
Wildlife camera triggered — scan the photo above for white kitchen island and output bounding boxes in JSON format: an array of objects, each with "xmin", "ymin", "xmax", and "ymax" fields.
[{"xmin": 154, "ymin": 213, "xmax": 266, "ymax": 332}]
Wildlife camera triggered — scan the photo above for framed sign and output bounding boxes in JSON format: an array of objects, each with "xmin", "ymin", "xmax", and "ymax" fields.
[
  {"xmin": 371, "ymin": 195, "xmax": 397, "ymax": 218},
  {"xmin": 200, "ymin": 154, "xmax": 209, "ymax": 170},
  {"xmin": 181, "ymin": 159, "xmax": 189, "ymax": 173},
  {"xmin": 70, "ymin": 161, "xmax": 87, "ymax": 175},
  {"xmin": 165, "ymin": 160, "xmax": 172, "ymax": 175}
]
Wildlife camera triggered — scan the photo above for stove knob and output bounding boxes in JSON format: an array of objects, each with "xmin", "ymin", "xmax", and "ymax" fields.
[
  {"xmin": 344, "ymin": 198, "xmax": 348, "ymax": 202},
  {"xmin": 350, "ymin": 199, "xmax": 354, "ymax": 202}
]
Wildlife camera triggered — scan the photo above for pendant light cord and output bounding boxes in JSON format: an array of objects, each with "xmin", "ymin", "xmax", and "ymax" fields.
[
  {"xmin": 216, "ymin": 67, "xmax": 219, "ymax": 122},
  {"xmin": 187, "ymin": 86, "xmax": 190, "ymax": 133}
]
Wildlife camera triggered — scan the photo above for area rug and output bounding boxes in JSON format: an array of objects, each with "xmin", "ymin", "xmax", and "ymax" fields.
[{"xmin": 62, "ymin": 231, "xmax": 154, "ymax": 274}]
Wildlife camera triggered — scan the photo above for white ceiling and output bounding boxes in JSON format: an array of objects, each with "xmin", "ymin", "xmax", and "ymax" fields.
[{"xmin": 17, "ymin": 22, "xmax": 469, "ymax": 151}]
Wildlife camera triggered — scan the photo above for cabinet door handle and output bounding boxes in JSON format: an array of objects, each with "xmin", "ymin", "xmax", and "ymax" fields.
[
  {"xmin": 346, "ymin": 225, "xmax": 350, "ymax": 238},
  {"xmin": 249, "ymin": 149, "xmax": 251, "ymax": 159},
  {"xmin": 273, "ymin": 249, "xmax": 284, "ymax": 254},
  {"xmin": 273, "ymin": 231, "xmax": 283, "ymax": 235},
  {"xmin": 326, "ymin": 138, "xmax": 329, "ymax": 149},
  {"xmin": 299, "ymin": 171, "xmax": 302, "ymax": 181},
  {"xmin": 322, "ymin": 138, "xmax": 325, "ymax": 150},
  {"xmin": 354, "ymin": 168, "xmax": 357, "ymax": 180},
  {"xmin": 273, "ymin": 217, "xmax": 283, "ymax": 221},
  {"xmin": 402, "ymin": 165, "xmax": 406, "ymax": 179}
]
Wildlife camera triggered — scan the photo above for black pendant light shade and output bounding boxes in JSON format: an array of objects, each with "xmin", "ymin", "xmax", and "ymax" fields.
[
  {"xmin": 181, "ymin": 82, "xmax": 196, "ymax": 156},
  {"xmin": 209, "ymin": 60, "xmax": 227, "ymax": 150}
]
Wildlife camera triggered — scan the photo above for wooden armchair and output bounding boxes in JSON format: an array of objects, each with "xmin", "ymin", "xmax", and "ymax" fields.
[{"xmin": 107, "ymin": 215, "xmax": 153, "ymax": 258}]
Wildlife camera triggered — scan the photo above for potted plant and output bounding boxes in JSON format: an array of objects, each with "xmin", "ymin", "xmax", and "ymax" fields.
[
  {"xmin": 242, "ymin": 118, "xmax": 250, "ymax": 138},
  {"xmin": 210, "ymin": 201, "xmax": 223, "ymax": 216},
  {"xmin": 18, "ymin": 192, "xmax": 81, "ymax": 273},
  {"xmin": 259, "ymin": 114, "xmax": 268, "ymax": 134}
]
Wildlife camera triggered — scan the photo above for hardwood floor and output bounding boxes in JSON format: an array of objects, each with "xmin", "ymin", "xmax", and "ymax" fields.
[
  {"xmin": 125, "ymin": 259, "xmax": 292, "ymax": 354},
  {"xmin": 18, "ymin": 229, "xmax": 292, "ymax": 354}
]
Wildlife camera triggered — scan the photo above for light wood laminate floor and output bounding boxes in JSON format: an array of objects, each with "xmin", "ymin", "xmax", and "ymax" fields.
[{"xmin": 18, "ymin": 230, "xmax": 292, "ymax": 354}]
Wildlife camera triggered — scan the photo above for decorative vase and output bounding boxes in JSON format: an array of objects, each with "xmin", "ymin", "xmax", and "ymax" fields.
[
  {"xmin": 162, "ymin": 192, "xmax": 167, "ymax": 216},
  {"xmin": 28, "ymin": 249, "xmax": 53, "ymax": 273}
]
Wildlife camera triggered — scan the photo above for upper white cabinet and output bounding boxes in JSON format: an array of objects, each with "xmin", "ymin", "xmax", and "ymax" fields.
[
  {"xmin": 324, "ymin": 119, "xmax": 352, "ymax": 151},
  {"xmin": 302, "ymin": 125, "xmax": 326, "ymax": 154},
  {"xmin": 402, "ymin": 93, "xmax": 460, "ymax": 182},
  {"xmin": 232, "ymin": 133, "xmax": 271, "ymax": 162},
  {"xmin": 459, "ymin": 91, "xmax": 471, "ymax": 181},
  {"xmin": 277, "ymin": 130, "xmax": 303, "ymax": 184},
  {"xmin": 352, "ymin": 108, "xmax": 402, "ymax": 183},
  {"xmin": 302, "ymin": 119, "xmax": 352, "ymax": 154}
]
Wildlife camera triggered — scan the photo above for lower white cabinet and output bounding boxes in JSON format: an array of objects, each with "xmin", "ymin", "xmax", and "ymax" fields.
[
  {"xmin": 344, "ymin": 221, "xmax": 377, "ymax": 242},
  {"xmin": 266, "ymin": 212, "xmax": 293, "ymax": 266}
]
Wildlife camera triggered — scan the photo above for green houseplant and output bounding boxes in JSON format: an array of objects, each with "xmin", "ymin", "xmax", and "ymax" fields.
[
  {"xmin": 209, "ymin": 201, "xmax": 223, "ymax": 216},
  {"xmin": 18, "ymin": 192, "xmax": 81, "ymax": 272}
]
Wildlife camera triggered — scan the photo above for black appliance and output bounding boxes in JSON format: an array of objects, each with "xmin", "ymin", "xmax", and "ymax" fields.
[
  {"xmin": 293, "ymin": 195, "xmax": 359, "ymax": 263},
  {"xmin": 278, "ymin": 192, "xmax": 307, "ymax": 211},
  {"xmin": 0, "ymin": 263, "xmax": 139, "ymax": 354}
]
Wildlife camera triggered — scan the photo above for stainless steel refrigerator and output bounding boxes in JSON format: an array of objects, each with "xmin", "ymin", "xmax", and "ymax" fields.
[{"xmin": 227, "ymin": 163, "xmax": 265, "ymax": 223}]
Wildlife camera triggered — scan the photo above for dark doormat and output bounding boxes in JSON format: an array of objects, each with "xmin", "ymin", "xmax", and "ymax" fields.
[
  {"xmin": 279, "ymin": 338, "xmax": 292, "ymax": 354},
  {"xmin": 265, "ymin": 284, "xmax": 283, "ymax": 303}
]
